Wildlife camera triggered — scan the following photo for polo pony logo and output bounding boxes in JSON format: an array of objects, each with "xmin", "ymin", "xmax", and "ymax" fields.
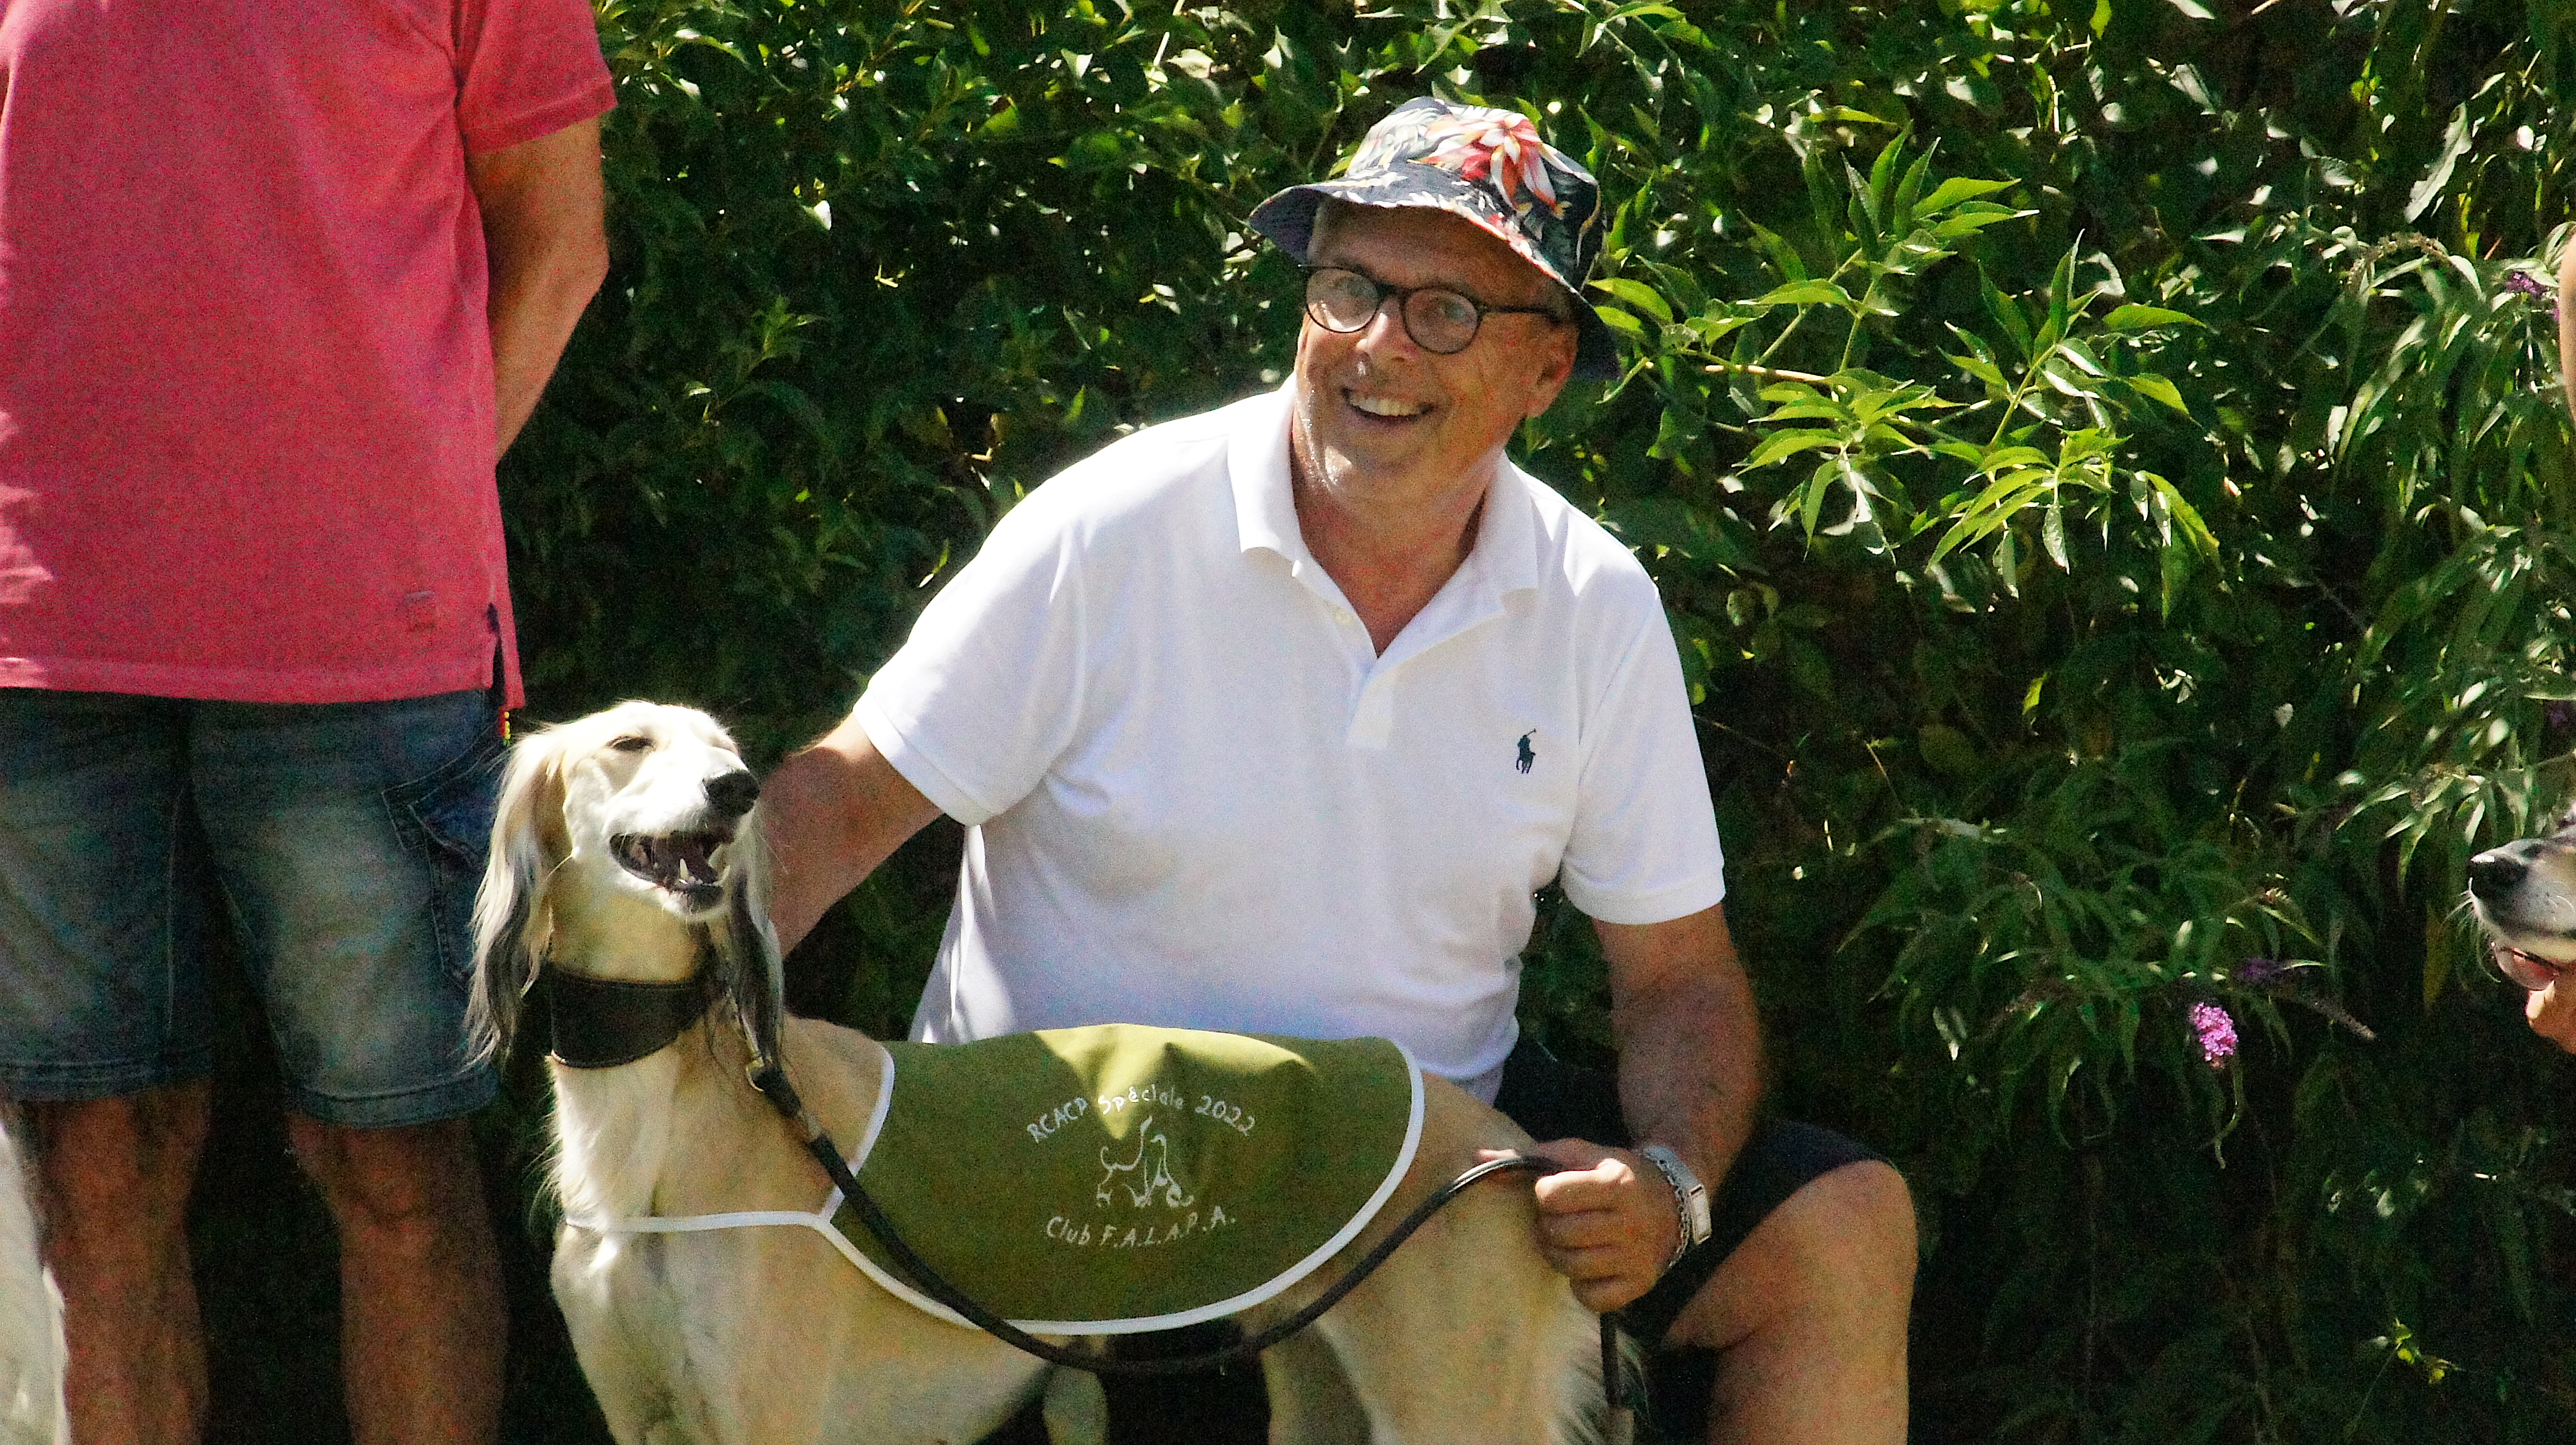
[
  {"xmin": 1516, "ymin": 730, "xmax": 1537, "ymax": 774},
  {"xmin": 1096, "ymin": 1114, "xmax": 1195, "ymax": 1209}
]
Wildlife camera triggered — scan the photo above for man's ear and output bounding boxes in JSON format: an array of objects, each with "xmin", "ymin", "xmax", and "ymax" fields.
[{"xmin": 1520, "ymin": 319, "xmax": 1579, "ymax": 419}]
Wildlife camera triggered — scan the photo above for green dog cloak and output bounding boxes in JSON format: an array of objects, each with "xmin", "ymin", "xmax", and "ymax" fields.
[{"xmin": 568, "ymin": 1024, "xmax": 1424, "ymax": 1334}]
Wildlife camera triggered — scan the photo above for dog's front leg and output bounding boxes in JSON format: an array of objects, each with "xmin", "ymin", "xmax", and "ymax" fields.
[
  {"xmin": 554, "ymin": 1232, "xmax": 702, "ymax": 1445},
  {"xmin": 1261, "ymin": 1326, "xmax": 1371, "ymax": 1445},
  {"xmin": 1039, "ymin": 1368, "xmax": 1109, "ymax": 1445}
]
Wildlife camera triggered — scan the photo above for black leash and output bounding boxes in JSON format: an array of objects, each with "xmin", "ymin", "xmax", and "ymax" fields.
[{"xmin": 746, "ymin": 1056, "xmax": 1629, "ymax": 1407}]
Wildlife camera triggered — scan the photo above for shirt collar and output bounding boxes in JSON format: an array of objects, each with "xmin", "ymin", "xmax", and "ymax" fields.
[{"xmin": 1229, "ymin": 384, "xmax": 1309, "ymax": 565}]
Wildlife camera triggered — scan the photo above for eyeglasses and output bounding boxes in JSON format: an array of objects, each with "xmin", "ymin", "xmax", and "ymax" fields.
[{"xmin": 1300, "ymin": 266, "xmax": 1567, "ymax": 356}]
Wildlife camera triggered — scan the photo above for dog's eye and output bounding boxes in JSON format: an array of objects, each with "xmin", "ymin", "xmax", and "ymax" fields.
[{"xmin": 609, "ymin": 735, "xmax": 654, "ymax": 753}]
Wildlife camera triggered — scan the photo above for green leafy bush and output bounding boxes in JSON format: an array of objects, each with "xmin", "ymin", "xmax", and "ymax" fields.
[{"xmin": 480, "ymin": 1, "xmax": 2576, "ymax": 1439}]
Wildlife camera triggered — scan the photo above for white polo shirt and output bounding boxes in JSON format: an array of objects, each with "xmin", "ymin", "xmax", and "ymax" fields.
[{"xmin": 856, "ymin": 385, "xmax": 1726, "ymax": 1097}]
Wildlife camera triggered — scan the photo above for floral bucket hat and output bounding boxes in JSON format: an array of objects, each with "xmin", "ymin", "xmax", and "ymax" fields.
[{"xmin": 1249, "ymin": 96, "xmax": 1619, "ymax": 381}]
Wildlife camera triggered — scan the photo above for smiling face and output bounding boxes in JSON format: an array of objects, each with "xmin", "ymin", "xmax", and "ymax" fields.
[
  {"xmin": 553, "ymin": 701, "xmax": 762, "ymax": 922},
  {"xmin": 1289, "ymin": 201, "xmax": 1578, "ymax": 513}
]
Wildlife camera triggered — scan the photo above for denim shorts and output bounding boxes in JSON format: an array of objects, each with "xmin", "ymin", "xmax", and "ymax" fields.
[{"xmin": 0, "ymin": 688, "xmax": 505, "ymax": 1126}]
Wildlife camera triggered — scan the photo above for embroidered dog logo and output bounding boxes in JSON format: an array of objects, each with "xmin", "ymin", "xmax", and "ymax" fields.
[
  {"xmin": 1096, "ymin": 1115, "xmax": 1195, "ymax": 1209},
  {"xmin": 1516, "ymin": 730, "xmax": 1537, "ymax": 775}
]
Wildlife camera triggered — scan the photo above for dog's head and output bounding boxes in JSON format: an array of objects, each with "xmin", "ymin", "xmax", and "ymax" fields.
[
  {"xmin": 2467, "ymin": 809, "xmax": 2576, "ymax": 992},
  {"xmin": 467, "ymin": 701, "xmax": 784, "ymax": 1070}
]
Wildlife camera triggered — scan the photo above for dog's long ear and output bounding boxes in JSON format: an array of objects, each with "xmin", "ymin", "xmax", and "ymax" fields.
[
  {"xmin": 710, "ymin": 807, "xmax": 788, "ymax": 1076},
  {"xmin": 468, "ymin": 725, "xmax": 571, "ymax": 1064}
]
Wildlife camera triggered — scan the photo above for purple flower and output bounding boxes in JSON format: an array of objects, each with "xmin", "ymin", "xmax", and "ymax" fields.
[
  {"xmin": 2189, "ymin": 1001, "xmax": 2239, "ymax": 1068},
  {"xmin": 2506, "ymin": 269, "xmax": 2561, "ymax": 321},
  {"xmin": 2235, "ymin": 956, "xmax": 2284, "ymax": 987}
]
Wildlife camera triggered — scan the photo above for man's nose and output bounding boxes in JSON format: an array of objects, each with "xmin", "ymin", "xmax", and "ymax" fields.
[{"xmin": 1354, "ymin": 294, "xmax": 1421, "ymax": 355}]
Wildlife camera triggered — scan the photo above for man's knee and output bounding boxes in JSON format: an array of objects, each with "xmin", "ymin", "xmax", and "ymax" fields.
[
  {"xmin": 284, "ymin": 1114, "xmax": 486, "ymax": 1248},
  {"xmin": 1675, "ymin": 1158, "xmax": 1917, "ymax": 1351},
  {"xmin": 1793, "ymin": 1158, "xmax": 1917, "ymax": 1298},
  {"xmin": 23, "ymin": 1083, "xmax": 213, "ymax": 1226}
]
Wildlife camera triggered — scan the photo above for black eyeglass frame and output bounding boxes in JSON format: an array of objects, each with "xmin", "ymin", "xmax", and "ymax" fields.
[{"xmin": 1299, "ymin": 265, "xmax": 1570, "ymax": 356}]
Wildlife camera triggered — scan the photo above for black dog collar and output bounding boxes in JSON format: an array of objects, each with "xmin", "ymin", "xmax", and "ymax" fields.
[{"xmin": 542, "ymin": 964, "xmax": 719, "ymax": 1069}]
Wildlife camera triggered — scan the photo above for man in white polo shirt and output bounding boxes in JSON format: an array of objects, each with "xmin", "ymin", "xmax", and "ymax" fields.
[{"xmin": 765, "ymin": 98, "xmax": 1915, "ymax": 1443}]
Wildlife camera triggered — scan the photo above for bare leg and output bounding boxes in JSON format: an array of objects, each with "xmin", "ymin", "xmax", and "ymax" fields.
[
  {"xmin": 1670, "ymin": 1159, "xmax": 1916, "ymax": 1445},
  {"xmin": 27, "ymin": 1082, "xmax": 213, "ymax": 1445},
  {"xmin": 285, "ymin": 1115, "xmax": 504, "ymax": 1445}
]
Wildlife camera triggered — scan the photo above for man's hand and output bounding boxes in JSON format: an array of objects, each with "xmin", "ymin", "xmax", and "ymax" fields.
[
  {"xmin": 2528, "ymin": 975, "xmax": 2576, "ymax": 1052},
  {"xmin": 1501, "ymin": 1139, "xmax": 1682, "ymax": 1313}
]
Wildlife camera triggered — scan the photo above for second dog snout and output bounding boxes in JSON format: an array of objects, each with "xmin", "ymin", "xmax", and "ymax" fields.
[
  {"xmin": 2469, "ymin": 849, "xmax": 2530, "ymax": 900},
  {"xmin": 705, "ymin": 770, "xmax": 760, "ymax": 819}
]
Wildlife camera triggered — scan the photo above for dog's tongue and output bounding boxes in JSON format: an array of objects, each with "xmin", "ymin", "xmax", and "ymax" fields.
[{"xmin": 2497, "ymin": 944, "xmax": 2569, "ymax": 992}]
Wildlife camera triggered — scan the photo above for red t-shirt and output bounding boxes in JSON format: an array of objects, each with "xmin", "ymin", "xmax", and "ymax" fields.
[{"xmin": 0, "ymin": 0, "xmax": 614, "ymax": 705}]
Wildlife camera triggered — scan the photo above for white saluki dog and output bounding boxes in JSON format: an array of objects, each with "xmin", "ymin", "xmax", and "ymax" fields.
[
  {"xmin": 0, "ymin": 1107, "xmax": 67, "ymax": 1445},
  {"xmin": 470, "ymin": 701, "xmax": 1604, "ymax": 1445},
  {"xmin": 2468, "ymin": 810, "xmax": 2576, "ymax": 991}
]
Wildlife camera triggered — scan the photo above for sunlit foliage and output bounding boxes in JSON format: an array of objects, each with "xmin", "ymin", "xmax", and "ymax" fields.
[{"xmin": 487, "ymin": 3, "xmax": 2576, "ymax": 1439}]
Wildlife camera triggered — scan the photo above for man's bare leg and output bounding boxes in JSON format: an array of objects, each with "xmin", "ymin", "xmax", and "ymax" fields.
[
  {"xmin": 28, "ymin": 1082, "xmax": 213, "ymax": 1445},
  {"xmin": 1671, "ymin": 1158, "xmax": 1917, "ymax": 1444},
  {"xmin": 286, "ymin": 1115, "xmax": 504, "ymax": 1445}
]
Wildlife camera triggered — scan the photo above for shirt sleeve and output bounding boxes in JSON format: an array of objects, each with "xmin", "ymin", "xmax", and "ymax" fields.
[
  {"xmin": 853, "ymin": 496, "xmax": 1093, "ymax": 827},
  {"xmin": 1557, "ymin": 603, "xmax": 1728, "ymax": 925},
  {"xmin": 453, "ymin": 0, "xmax": 617, "ymax": 155}
]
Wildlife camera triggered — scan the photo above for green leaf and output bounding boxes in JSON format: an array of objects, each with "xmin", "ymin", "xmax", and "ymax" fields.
[
  {"xmin": 1981, "ymin": 269, "xmax": 2034, "ymax": 359},
  {"xmin": 1593, "ymin": 305, "xmax": 1648, "ymax": 337},
  {"xmin": 2128, "ymin": 374, "xmax": 2191, "ymax": 414},
  {"xmin": 1592, "ymin": 277, "xmax": 1673, "ymax": 324},
  {"xmin": 1745, "ymin": 429, "xmax": 1842, "ymax": 468},
  {"xmin": 1919, "ymin": 723, "xmax": 1980, "ymax": 776},
  {"xmin": 1915, "ymin": 176, "xmax": 2017, "ymax": 216},
  {"xmin": 2099, "ymin": 304, "xmax": 2201, "ymax": 332},
  {"xmin": 1758, "ymin": 279, "xmax": 1859, "ymax": 309}
]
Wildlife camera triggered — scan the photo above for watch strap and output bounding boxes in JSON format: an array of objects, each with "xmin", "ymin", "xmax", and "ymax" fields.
[{"xmin": 1638, "ymin": 1143, "xmax": 1713, "ymax": 1269}]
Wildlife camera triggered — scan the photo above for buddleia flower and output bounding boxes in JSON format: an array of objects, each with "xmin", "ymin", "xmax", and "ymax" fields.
[
  {"xmin": 2189, "ymin": 1001, "xmax": 2239, "ymax": 1068},
  {"xmin": 2505, "ymin": 268, "xmax": 2559, "ymax": 322}
]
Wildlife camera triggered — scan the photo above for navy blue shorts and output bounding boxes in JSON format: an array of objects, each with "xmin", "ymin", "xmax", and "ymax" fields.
[
  {"xmin": 0, "ymin": 688, "xmax": 504, "ymax": 1126},
  {"xmin": 981, "ymin": 1036, "xmax": 1884, "ymax": 1443},
  {"xmin": 1494, "ymin": 1038, "xmax": 1885, "ymax": 1439}
]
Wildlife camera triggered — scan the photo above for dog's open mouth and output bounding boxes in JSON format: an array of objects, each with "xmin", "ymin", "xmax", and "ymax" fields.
[
  {"xmin": 611, "ymin": 830, "xmax": 731, "ymax": 905},
  {"xmin": 2494, "ymin": 941, "xmax": 2572, "ymax": 992}
]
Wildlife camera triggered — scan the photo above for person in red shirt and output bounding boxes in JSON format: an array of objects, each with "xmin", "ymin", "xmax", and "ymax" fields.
[{"xmin": 0, "ymin": 3, "xmax": 613, "ymax": 1441}]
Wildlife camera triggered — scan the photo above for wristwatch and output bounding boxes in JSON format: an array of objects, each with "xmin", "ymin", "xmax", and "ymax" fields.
[{"xmin": 1637, "ymin": 1143, "xmax": 1713, "ymax": 1269}]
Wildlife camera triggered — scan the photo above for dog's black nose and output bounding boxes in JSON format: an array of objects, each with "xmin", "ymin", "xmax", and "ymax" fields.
[
  {"xmin": 705, "ymin": 770, "xmax": 760, "ymax": 819},
  {"xmin": 2469, "ymin": 850, "xmax": 2528, "ymax": 900}
]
